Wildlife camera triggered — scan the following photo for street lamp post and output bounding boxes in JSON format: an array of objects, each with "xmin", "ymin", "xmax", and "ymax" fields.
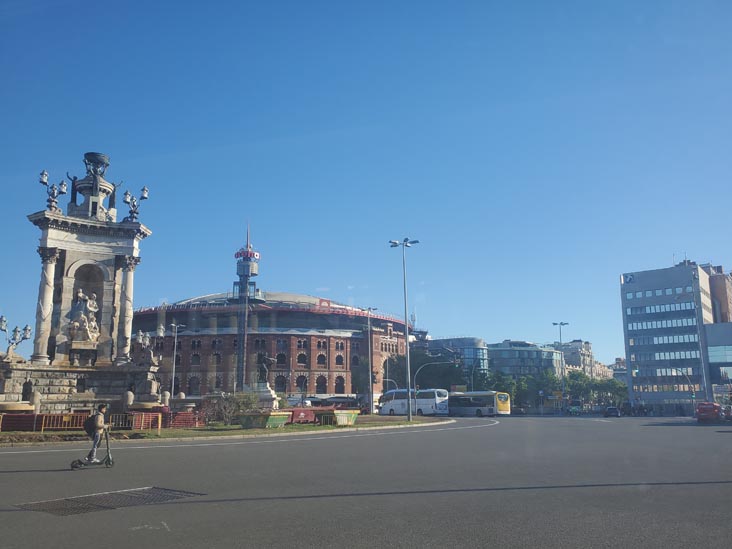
[
  {"xmin": 390, "ymin": 238, "xmax": 419, "ymax": 422},
  {"xmin": 413, "ymin": 361, "xmax": 456, "ymax": 393},
  {"xmin": 0, "ymin": 316, "xmax": 32, "ymax": 358},
  {"xmin": 383, "ymin": 378, "xmax": 399, "ymax": 390},
  {"xmin": 553, "ymin": 322, "xmax": 569, "ymax": 410},
  {"xmin": 365, "ymin": 307, "xmax": 378, "ymax": 414},
  {"xmin": 170, "ymin": 322, "xmax": 185, "ymax": 397}
]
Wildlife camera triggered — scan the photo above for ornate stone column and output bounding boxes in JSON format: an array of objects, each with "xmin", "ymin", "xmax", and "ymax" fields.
[
  {"xmin": 117, "ymin": 255, "xmax": 140, "ymax": 360},
  {"xmin": 31, "ymin": 246, "xmax": 59, "ymax": 364}
]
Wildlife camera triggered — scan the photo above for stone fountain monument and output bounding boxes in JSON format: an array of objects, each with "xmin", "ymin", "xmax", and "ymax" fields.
[{"xmin": 0, "ymin": 152, "xmax": 160, "ymax": 413}]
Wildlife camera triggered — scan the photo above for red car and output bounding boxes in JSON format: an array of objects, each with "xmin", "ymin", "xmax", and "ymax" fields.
[{"xmin": 696, "ymin": 402, "xmax": 723, "ymax": 422}]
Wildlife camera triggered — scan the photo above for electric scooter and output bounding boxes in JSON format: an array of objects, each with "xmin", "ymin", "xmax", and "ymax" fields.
[{"xmin": 71, "ymin": 427, "xmax": 114, "ymax": 469}]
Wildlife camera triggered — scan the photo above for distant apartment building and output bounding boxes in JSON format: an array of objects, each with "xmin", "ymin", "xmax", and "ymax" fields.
[
  {"xmin": 554, "ymin": 339, "xmax": 614, "ymax": 380},
  {"xmin": 610, "ymin": 358, "xmax": 627, "ymax": 383},
  {"xmin": 620, "ymin": 260, "xmax": 728, "ymax": 414},
  {"xmin": 554, "ymin": 339, "xmax": 591, "ymax": 372},
  {"xmin": 591, "ymin": 360, "xmax": 614, "ymax": 380},
  {"xmin": 707, "ymin": 265, "xmax": 732, "ymax": 323},
  {"xmin": 486, "ymin": 340, "xmax": 562, "ymax": 378}
]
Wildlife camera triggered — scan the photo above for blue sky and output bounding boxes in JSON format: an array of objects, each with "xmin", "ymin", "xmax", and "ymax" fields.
[{"xmin": 1, "ymin": 1, "xmax": 731, "ymax": 363}]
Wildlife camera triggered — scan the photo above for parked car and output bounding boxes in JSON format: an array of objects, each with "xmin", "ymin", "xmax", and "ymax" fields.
[{"xmin": 604, "ymin": 406, "xmax": 621, "ymax": 418}]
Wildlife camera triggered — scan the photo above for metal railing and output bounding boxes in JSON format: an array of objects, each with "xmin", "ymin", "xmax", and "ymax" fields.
[
  {"xmin": 39, "ymin": 413, "xmax": 87, "ymax": 432},
  {"xmin": 109, "ymin": 413, "xmax": 162, "ymax": 436},
  {"xmin": 33, "ymin": 412, "xmax": 162, "ymax": 435}
]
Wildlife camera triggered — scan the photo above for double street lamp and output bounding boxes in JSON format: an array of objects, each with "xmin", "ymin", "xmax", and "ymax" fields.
[
  {"xmin": 0, "ymin": 316, "xmax": 32, "ymax": 358},
  {"xmin": 390, "ymin": 238, "xmax": 419, "ymax": 421}
]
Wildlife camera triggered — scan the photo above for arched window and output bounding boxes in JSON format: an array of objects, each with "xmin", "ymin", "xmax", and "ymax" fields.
[
  {"xmin": 213, "ymin": 353, "xmax": 222, "ymax": 365},
  {"xmin": 276, "ymin": 353, "xmax": 287, "ymax": 366},
  {"xmin": 215, "ymin": 375, "xmax": 222, "ymax": 389},
  {"xmin": 175, "ymin": 354, "xmax": 181, "ymax": 366},
  {"xmin": 335, "ymin": 355, "xmax": 344, "ymax": 366},
  {"xmin": 191, "ymin": 354, "xmax": 201, "ymax": 366},
  {"xmin": 316, "ymin": 376, "xmax": 327, "ymax": 394},
  {"xmin": 317, "ymin": 354, "xmax": 326, "ymax": 366},
  {"xmin": 351, "ymin": 355, "xmax": 360, "ymax": 367},
  {"xmin": 297, "ymin": 353, "xmax": 308, "ymax": 365},
  {"xmin": 275, "ymin": 375, "xmax": 287, "ymax": 393},
  {"xmin": 335, "ymin": 376, "xmax": 345, "ymax": 394},
  {"xmin": 188, "ymin": 376, "xmax": 201, "ymax": 396},
  {"xmin": 296, "ymin": 375, "xmax": 308, "ymax": 391}
]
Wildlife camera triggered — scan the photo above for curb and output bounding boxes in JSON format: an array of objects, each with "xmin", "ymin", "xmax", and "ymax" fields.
[{"xmin": 0, "ymin": 418, "xmax": 456, "ymax": 448}]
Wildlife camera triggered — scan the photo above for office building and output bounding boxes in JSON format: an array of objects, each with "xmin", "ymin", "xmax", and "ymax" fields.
[
  {"xmin": 486, "ymin": 340, "xmax": 562, "ymax": 378},
  {"xmin": 620, "ymin": 260, "xmax": 714, "ymax": 414}
]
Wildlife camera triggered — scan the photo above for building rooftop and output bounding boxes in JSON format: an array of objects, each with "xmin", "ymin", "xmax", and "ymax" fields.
[{"xmin": 135, "ymin": 290, "xmax": 406, "ymax": 325}]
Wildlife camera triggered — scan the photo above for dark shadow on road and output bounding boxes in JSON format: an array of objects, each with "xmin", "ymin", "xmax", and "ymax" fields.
[
  {"xmin": 641, "ymin": 421, "xmax": 725, "ymax": 427},
  {"xmin": 149, "ymin": 479, "xmax": 732, "ymax": 507},
  {"xmin": 6, "ymin": 479, "xmax": 731, "ymax": 515},
  {"xmin": 0, "ymin": 468, "xmax": 73, "ymax": 474}
]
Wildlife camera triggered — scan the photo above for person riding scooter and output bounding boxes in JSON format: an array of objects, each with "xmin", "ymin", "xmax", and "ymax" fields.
[{"xmin": 85, "ymin": 403, "xmax": 108, "ymax": 464}]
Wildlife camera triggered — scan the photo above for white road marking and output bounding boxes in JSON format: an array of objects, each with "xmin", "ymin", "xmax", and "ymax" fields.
[
  {"xmin": 130, "ymin": 522, "xmax": 171, "ymax": 532},
  {"xmin": 0, "ymin": 421, "xmax": 500, "ymax": 456},
  {"xmin": 20, "ymin": 486, "xmax": 153, "ymax": 506}
]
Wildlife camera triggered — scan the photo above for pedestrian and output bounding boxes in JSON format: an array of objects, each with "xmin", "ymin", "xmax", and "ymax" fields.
[{"xmin": 86, "ymin": 403, "xmax": 108, "ymax": 463}]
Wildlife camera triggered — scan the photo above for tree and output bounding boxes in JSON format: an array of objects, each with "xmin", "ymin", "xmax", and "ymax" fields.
[
  {"xmin": 485, "ymin": 370, "xmax": 517, "ymax": 400},
  {"xmin": 567, "ymin": 370, "xmax": 592, "ymax": 401},
  {"xmin": 594, "ymin": 378, "xmax": 628, "ymax": 406},
  {"xmin": 473, "ymin": 370, "xmax": 490, "ymax": 391},
  {"xmin": 351, "ymin": 358, "xmax": 370, "ymax": 394}
]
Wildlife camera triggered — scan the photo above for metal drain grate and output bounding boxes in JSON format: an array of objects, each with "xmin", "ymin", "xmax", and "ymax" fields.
[{"xmin": 16, "ymin": 487, "xmax": 203, "ymax": 516}]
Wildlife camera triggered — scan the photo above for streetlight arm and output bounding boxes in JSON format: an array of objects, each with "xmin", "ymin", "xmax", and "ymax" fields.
[{"xmin": 413, "ymin": 361, "xmax": 457, "ymax": 391}]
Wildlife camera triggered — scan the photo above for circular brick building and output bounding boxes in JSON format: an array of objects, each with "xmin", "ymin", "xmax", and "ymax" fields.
[{"xmin": 132, "ymin": 291, "xmax": 406, "ymax": 398}]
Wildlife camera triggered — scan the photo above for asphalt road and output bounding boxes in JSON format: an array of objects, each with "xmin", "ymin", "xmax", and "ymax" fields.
[{"xmin": 1, "ymin": 416, "xmax": 731, "ymax": 549}]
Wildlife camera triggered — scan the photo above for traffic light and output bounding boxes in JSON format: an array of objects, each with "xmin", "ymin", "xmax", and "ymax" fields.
[{"xmin": 371, "ymin": 373, "xmax": 377, "ymax": 384}]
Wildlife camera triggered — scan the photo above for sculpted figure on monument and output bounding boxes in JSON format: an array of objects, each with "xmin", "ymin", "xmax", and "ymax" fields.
[{"xmin": 68, "ymin": 288, "xmax": 101, "ymax": 344}]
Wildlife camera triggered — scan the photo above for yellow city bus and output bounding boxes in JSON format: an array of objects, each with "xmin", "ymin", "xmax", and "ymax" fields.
[{"xmin": 448, "ymin": 391, "xmax": 512, "ymax": 417}]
